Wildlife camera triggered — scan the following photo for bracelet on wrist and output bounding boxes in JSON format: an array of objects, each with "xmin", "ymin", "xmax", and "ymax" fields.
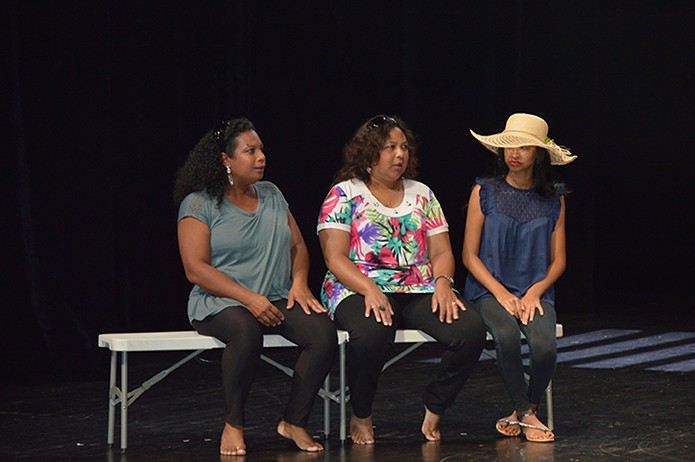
[{"xmin": 434, "ymin": 275, "xmax": 455, "ymax": 287}]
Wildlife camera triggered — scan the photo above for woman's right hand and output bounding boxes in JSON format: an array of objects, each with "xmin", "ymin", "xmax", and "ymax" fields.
[
  {"xmin": 495, "ymin": 291, "xmax": 524, "ymax": 319},
  {"xmin": 245, "ymin": 293, "xmax": 285, "ymax": 327},
  {"xmin": 364, "ymin": 288, "xmax": 394, "ymax": 326}
]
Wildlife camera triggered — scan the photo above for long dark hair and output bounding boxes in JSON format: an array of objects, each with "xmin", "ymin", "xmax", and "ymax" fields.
[
  {"xmin": 333, "ymin": 115, "xmax": 419, "ymax": 185},
  {"xmin": 493, "ymin": 147, "xmax": 566, "ymax": 197},
  {"xmin": 173, "ymin": 118, "xmax": 256, "ymax": 206}
]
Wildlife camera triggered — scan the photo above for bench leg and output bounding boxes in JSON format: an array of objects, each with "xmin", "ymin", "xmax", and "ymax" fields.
[
  {"xmin": 339, "ymin": 341, "xmax": 347, "ymax": 442},
  {"xmin": 120, "ymin": 351, "xmax": 128, "ymax": 451},
  {"xmin": 107, "ymin": 351, "xmax": 116, "ymax": 446},
  {"xmin": 546, "ymin": 380, "xmax": 554, "ymax": 430},
  {"xmin": 323, "ymin": 374, "xmax": 330, "ymax": 438}
]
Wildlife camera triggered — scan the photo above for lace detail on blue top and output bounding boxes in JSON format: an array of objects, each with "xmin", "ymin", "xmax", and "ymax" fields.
[
  {"xmin": 478, "ymin": 178, "xmax": 564, "ymax": 225},
  {"xmin": 497, "ymin": 186, "xmax": 554, "ymax": 223}
]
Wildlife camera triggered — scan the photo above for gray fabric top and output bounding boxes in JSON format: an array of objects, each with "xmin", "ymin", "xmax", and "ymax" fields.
[{"xmin": 177, "ymin": 181, "xmax": 292, "ymax": 323}]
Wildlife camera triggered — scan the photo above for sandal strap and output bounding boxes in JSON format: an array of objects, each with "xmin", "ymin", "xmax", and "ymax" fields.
[
  {"xmin": 496, "ymin": 417, "xmax": 519, "ymax": 425},
  {"xmin": 518, "ymin": 412, "xmax": 552, "ymax": 433},
  {"xmin": 517, "ymin": 421, "xmax": 552, "ymax": 432}
]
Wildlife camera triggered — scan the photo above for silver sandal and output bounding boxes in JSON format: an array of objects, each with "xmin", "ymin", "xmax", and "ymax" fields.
[{"xmin": 518, "ymin": 411, "xmax": 555, "ymax": 443}]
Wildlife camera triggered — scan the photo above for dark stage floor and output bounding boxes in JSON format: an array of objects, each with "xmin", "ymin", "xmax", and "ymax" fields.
[{"xmin": 2, "ymin": 307, "xmax": 694, "ymax": 462}]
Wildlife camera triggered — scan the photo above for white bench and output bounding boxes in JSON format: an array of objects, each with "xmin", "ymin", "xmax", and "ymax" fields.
[
  {"xmin": 98, "ymin": 331, "xmax": 350, "ymax": 451},
  {"xmin": 99, "ymin": 325, "xmax": 563, "ymax": 450}
]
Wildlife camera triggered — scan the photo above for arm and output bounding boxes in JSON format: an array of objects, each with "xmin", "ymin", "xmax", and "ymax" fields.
[
  {"xmin": 318, "ymin": 228, "xmax": 393, "ymax": 325},
  {"xmin": 461, "ymin": 185, "xmax": 525, "ymax": 320},
  {"xmin": 286, "ymin": 211, "xmax": 326, "ymax": 315},
  {"xmin": 520, "ymin": 196, "xmax": 567, "ymax": 323},
  {"xmin": 177, "ymin": 216, "xmax": 284, "ymax": 326},
  {"xmin": 427, "ymin": 232, "xmax": 467, "ymax": 323}
]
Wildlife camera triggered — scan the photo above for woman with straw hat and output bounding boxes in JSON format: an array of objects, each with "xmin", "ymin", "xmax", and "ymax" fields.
[{"xmin": 462, "ymin": 113, "xmax": 576, "ymax": 443}]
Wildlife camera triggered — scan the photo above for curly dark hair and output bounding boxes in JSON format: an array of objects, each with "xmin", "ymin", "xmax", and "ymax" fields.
[
  {"xmin": 492, "ymin": 147, "xmax": 567, "ymax": 197},
  {"xmin": 173, "ymin": 118, "xmax": 256, "ymax": 206},
  {"xmin": 333, "ymin": 115, "xmax": 419, "ymax": 185}
]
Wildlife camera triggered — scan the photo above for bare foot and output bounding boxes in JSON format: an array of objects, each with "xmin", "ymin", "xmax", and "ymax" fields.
[
  {"xmin": 518, "ymin": 412, "xmax": 554, "ymax": 443},
  {"xmin": 495, "ymin": 410, "xmax": 521, "ymax": 437},
  {"xmin": 220, "ymin": 422, "xmax": 246, "ymax": 456},
  {"xmin": 350, "ymin": 414, "xmax": 375, "ymax": 444},
  {"xmin": 277, "ymin": 420, "xmax": 324, "ymax": 452},
  {"xmin": 421, "ymin": 407, "xmax": 442, "ymax": 441}
]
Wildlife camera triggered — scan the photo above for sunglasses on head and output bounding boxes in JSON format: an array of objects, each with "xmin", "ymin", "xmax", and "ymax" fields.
[
  {"xmin": 367, "ymin": 115, "xmax": 397, "ymax": 129},
  {"xmin": 213, "ymin": 120, "xmax": 231, "ymax": 152}
]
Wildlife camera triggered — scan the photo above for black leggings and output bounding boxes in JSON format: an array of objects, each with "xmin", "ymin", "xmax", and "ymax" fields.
[
  {"xmin": 192, "ymin": 301, "xmax": 337, "ymax": 428},
  {"xmin": 333, "ymin": 293, "xmax": 486, "ymax": 418}
]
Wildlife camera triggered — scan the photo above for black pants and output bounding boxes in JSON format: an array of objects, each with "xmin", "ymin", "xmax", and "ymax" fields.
[
  {"xmin": 192, "ymin": 301, "xmax": 337, "ymax": 428},
  {"xmin": 473, "ymin": 296, "xmax": 557, "ymax": 412},
  {"xmin": 333, "ymin": 293, "xmax": 486, "ymax": 418}
]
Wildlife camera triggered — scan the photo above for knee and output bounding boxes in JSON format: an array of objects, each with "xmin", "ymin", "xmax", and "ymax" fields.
[
  {"xmin": 447, "ymin": 315, "xmax": 487, "ymax": 351},
  {"xmin": 311, "ymin": 319, "xmax": 339, "ymax": 353},
  {"xmin": 349, "ymin": 324, "xmax": 394, "ymax": 355},
  {"xmin": 528, "ymin": 336, "xmax": 557, "ymax": 362},
  {"xmin": 487, "ymin": 319, "xmax": 521, "ymax": 345},
  {"xmin": 222, "ymin": 310, "xmax": 263, "ymax": 345},
  {"xmin": 467, "ymin": 311, "xmax": 488, "ymax": 346}
]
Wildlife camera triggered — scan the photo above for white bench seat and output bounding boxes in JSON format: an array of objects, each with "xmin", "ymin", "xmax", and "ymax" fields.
[
  {"xmin": 98, "ymin": 331, "xmax": 349, "ymax": 450},
  {"xmin": 98, "ymin": 325, "xmax": 563, "ymax": 450}
]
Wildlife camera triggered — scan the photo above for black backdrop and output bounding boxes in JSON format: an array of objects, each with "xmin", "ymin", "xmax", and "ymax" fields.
[{"xmin": 4, "ymin": 0, "xmax": 694, "ymax": 383}]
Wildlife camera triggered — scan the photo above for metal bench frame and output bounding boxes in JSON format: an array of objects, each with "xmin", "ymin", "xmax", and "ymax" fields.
[{"xmin": 98, "ymin": 324, "xmax": 563, "ymax": 450}]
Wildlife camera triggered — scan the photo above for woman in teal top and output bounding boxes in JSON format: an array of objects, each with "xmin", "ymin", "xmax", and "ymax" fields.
[
  {"xmin": 174, "ymin": 118, "xmax": 336, "ymax": 456},
  {"xmin": 463, "ymin": 113, "xmax": 576, "ymax": 443}
]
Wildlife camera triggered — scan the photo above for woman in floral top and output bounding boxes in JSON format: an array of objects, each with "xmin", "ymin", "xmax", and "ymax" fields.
[{"xmin": 317, "ymin": 115, "xmax": 485, "ymax": 444}]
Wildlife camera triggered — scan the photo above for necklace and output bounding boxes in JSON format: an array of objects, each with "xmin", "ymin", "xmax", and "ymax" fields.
[{"xmin": 368, "ymin": 178, "xmax": 404, "ymax": 208}]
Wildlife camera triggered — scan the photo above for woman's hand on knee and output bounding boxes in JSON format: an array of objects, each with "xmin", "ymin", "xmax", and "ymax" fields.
[
  {"xmin": 520, "ymin": 292, "xmax": 544, "ymax": 325},
  {"xmin": 245, "ymin": 294, "xmax": 284, "ymax": 327},
  {"xmin": 495, "ymin": 292, "xmax": 524, "ymax": 319},
  {"xmin": 363, "ymin": 289, "xmax": 393, "ymax": 326},
  {"xmin": 432, "ymin": 287, "xmax": 466, "ymax": 324},
  {"xmin": 288, "ymin": 283, "xmax": 327, "ymax": 315}
]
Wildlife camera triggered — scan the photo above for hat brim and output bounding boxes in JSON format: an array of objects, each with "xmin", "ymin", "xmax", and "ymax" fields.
[{"xmin": 470, "ymin": 129, "xmax": 577, "ymax": 166}]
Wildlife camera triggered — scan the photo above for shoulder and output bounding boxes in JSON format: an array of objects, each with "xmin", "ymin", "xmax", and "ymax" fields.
[
  {"xmin": 473, "ymin": 177, "xmax": 499, "ymax": 214},
  {"xmin": 474, "ymin": 176, "xmax": 504, "ymax": 197},
  {"xmin": 404, "ymin": 180, "xmax": 442, "ymax": 203},
  {"xmin": 475, "ymin": 176, "xmax": 499, "ymax": 189},
  {"xmin": 180, "ymin": 191, "xmax": 215, "ymax": 210},
  {"xmin": 256, "ymin": 181, "xmax": 285, "ymax": 199},
  {"xmin": 256, "ymin": 181, "xmax": 288, "ymax": 207},
  {"xmin": 404, "ymin": 179, "xmax": 433, "ymax": 195},
  {"xmin": 255, "ymin": 181, "xmax": 282, "ymax": 195},
  {"xmin": 332, "ymin": 178, "xmax": 368, "ymax": 199},
  {"xmin": 178, "ymin": 191, "xmax": 217, "ymax": 222}
]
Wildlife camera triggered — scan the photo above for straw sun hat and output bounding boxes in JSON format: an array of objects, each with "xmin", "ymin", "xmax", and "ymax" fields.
[{"xmin": 470, "ymin": 113, "xmax": 577, "ymax": 166}]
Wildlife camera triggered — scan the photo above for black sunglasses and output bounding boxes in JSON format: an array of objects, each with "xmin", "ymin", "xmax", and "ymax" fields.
[
  {"xmin": 367, "ymin": 115, "xmax": 397, "ymax": 129},
  {"xmin": 213, "ymin": 120, "xmax": 231, "ymax": 153}
]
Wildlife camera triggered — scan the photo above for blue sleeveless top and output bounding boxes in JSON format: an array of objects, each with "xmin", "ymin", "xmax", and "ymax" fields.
[{"xmin": 463, "ymin": 177, "xmax": 564, "ymax": 305}]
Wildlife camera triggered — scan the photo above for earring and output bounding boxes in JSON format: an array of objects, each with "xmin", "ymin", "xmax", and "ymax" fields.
[
  {"xmin": 366, "ymin": 167, "xmax": 372, "ymax": 174},
  {"xmin": 226, "ymin": 166, "xmax": 234, "ymax": 186}
]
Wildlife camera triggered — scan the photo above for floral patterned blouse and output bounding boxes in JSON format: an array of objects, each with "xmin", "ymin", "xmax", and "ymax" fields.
[{"xmin": 317, "ymin": 178, "xmax": 449, "ymax": 317}]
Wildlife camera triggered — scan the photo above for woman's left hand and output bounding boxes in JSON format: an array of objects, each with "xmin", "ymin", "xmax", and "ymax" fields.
[
  {"xmin": 432, "ymin": 284, "xmax": 466, "ymax": 324},
  {"xmin": 288, "ymin": 283, "xmax": 327, "ymax": 315},
  {"xmin": 520, "ymin": 290, "xmax": 544, "ymax": 325}
]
